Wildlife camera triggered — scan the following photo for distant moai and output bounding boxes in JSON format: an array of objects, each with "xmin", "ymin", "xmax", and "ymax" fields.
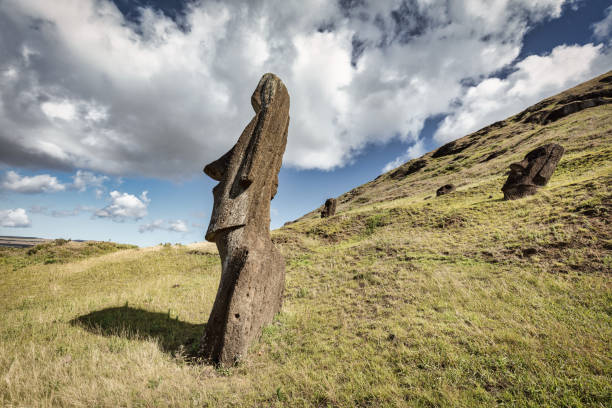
[
  {"xmin": 321, "ymin": 198, "xmax": 337, "ymax": 218},
  {"xmin": 436, "ymin": 184, "xmax": 455, "ymax": 196},
  {"xmin": 502, "ymin": 143, "xmax": 564, "ymax": 200},
  {"xmin": 200, "ymin": 73, "xmax": 290, "ymax": 366}
]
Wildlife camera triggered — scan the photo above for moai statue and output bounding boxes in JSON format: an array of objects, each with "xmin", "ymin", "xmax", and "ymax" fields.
[
  {"xmin": 502, "ymin": 143, "xmax": 564, "ymax": 200},
  {"xmin": 320, "ymin": 198, "xmax": 337, "ymax": 218},
  {"xmin": 200, "ymin": 73, "xmax": 290, "ymax": 366},
  {"xmin": 436, "ymin": 184, "xmax": 455, "ymax": 196}
]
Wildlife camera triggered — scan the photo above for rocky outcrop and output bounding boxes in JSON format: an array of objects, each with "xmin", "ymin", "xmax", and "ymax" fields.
[
  {"xmin": 502, "ymin": 143, "xmax": 564, "ymax": 200},
  {"xmin": 436, "ymin": 184, "xmax": 455, "ymax": 196},
  {"xmin": 321, "ymin": 198, "xmax": 337, "ymax": 218},
  {"xmin": 518, "ymin": 89, "xmax": 612, "ymax": 125},
  {"xmin": 480, "ymin": 148, "xmax": 507, "ymax": 163},
  {"xmin": 389, "ymin": 159, "xmax": 427, "ymax": 179},
  {"xmin": 200, "ymin": 73, "xmax": 290, "ymax": 366},
  {"xmin": 432, "ymin": 140, "xmax": 476, "ymax": 158}
]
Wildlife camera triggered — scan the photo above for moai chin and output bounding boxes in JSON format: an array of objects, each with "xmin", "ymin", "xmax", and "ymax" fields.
[
  {"xmin": 200, "ymin": 73, "xmax": 290, "ymax": 366},
  {"xmin": 502, "ymin": 143, "xmax": 564, "ymax": 200}
]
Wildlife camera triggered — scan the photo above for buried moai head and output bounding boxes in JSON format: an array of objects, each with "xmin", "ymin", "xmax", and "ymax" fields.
[
  {"xmin": 200, "ymin": 73, "xmax": 289, "ymax": 367},
  {"xmin": 203, "ymin": 73, "xmax": 290, "ymax": 242},
  {"xmin": 436, "ymin": 184, "xmax": 455, "ymax": 196},
  {"xmin": 501, "ymin": 143, "xmax": 564, "ymax": 200},
  {"xmin": 321, "ymin": 198, "xmax": 337, "ymax": 218}
]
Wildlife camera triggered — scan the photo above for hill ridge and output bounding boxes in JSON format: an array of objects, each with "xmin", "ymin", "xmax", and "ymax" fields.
[{"xmin": 294, "ymin": 69, "xmax": 611, "ymax": 221}]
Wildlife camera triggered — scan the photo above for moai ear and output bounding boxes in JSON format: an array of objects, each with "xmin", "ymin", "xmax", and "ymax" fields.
[{"xmin": 204, "ymin": 146, "xmax": 234, "ymax": 181}]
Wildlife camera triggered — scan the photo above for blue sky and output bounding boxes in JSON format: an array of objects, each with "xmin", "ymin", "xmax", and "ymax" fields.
[{"xmin": 1, "ymin": 0, "xmax": 611, "ymax": 246}]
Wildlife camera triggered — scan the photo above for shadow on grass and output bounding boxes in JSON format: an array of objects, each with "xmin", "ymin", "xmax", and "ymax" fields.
[{"xmin": 71, "ymin": 306, "xmax": 205, "ymax": 359}]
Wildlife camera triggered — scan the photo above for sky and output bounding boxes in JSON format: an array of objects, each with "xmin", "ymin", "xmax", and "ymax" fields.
[{"xmin": 0, "ymin": 0, "xmax": 611, "ymax": 246}]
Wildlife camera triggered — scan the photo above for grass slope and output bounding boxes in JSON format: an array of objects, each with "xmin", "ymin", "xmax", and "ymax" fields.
[{"xmin": 1, "ymin": 72, "xmax": 611, "ymax": 407}]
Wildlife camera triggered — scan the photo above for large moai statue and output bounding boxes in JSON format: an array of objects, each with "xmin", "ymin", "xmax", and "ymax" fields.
[
  {"xmin": 200, "ymin": 73, "xmax": 290, "ymax": 366},
  {"xmin": 502, "ymin": 143, "xmax": 564, "ymax": 200}
]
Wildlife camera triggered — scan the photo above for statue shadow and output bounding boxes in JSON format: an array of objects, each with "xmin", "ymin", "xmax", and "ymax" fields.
[{"xmin": 71, "ymin": 306, "xmax": 205, "ymax": 360}]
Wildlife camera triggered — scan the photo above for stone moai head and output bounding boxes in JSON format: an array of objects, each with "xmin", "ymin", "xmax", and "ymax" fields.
[
  {"xmin": 203, "ymin": 73, "xmax": 290, "ymax": 242},
  {"xmin": 502, "ymin": 143, "xmax": 564, "ymax": 200},
  {"xmin": 436, "ymin": 184, "xmax": 455, "ymax": 196},
  {"xmin": 321, "ymin": 198, "xmax": 337, "ymax": 218}
]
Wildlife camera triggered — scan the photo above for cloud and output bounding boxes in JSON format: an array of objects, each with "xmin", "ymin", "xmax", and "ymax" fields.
[
  {"xmin": 95, "ymin": 190, "xmax": 150, "ymax": 221},
  {"xmin": 71, "ymin": 170, "xmax": 108, "ymax": 192},
  {"xmin": 29, "ymin": 204, "xmax": 48, "ymax": 214},
  {"xmin": 29, "ymin": 204, "xmax": 96, "ymax": 217},
  {"xmin": 1, "ymin": 169, "xmax": 109, "ymax": 193},
  {"xmin": 0, "ymin": 208, "xmax": 31, "ymax": 227},
  {"xmin": 169, "ymin": 220, "xmax": 188, "ymax": 233},
  {"xmin": 592, "ymin": 5, "xmax": 612, "ymax": 40},
  {"xmin": 139, "ymin": 219, "xmax": 189, "ymax": 233},
  {"xmin": 382, "ymin": 140, "xmax": 427, "ymax": 173},
  {"xmin": 433, "ymin": 43, "xmax": 612, "ymax": 143},
  {"xmin": 0, "ymin": 0, "xmax": 592, "ymax": 178},
  {"xmin": 1, "ymin": 170, "xmax": 65, "ymax": 193}
]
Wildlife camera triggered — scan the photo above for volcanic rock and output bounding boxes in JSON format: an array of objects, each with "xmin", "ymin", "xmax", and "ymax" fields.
[
  {"xmin": 519, "ymin": 88, "xmax": 611, "ymax": 125},
  {"xmin": 200, "ymin": 73, "xmax": 290, "ymax": 366},
  {"xmin": 389, "ymin": 159, "xmax": 427, "ymax": 179},
  {"xmin": 480, "ymin": 148, "xmax": 507, "ymax": 163},
  {"xmin": 432, "ymin": 140, "xmax": 476, "ymax": 158}
]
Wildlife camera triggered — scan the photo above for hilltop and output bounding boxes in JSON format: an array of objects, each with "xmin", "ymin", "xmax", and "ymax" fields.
[
  {"xmin": 0, "ymin": 236, "xmax": 51, "ymax": 248},
  {"xmin": 0, "ymin": 71, "xmax": 610, "ymax": 407},
  {"xmin": 300, "ymin": 69, "xmax": 611, "ymax": 217}
]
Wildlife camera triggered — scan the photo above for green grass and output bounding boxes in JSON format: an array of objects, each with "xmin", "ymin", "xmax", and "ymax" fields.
[{"xmin": 0, "ymin": 74, "xmax": 611, "ymax": 407}]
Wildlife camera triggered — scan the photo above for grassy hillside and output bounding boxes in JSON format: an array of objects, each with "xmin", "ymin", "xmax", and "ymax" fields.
[
  {"xmin": 0, "ymin": 239, "xmax": 137, "ymax": 270},
  {"xmin": 1, "ymin": 72, "xmax": 610, "ymax": 407}
]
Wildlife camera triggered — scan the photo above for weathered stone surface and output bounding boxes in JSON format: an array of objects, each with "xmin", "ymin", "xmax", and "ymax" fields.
[
  {"xmin": 519, "ymin": 88, "xmax": 612, "ymax": 125},
  {"xmin": 432, "ymin": 140, "xmax": 476, "ymax": 158},
  {"xmin": 200, "ymin": 73, "xmax": 290, "ymax": 366},
  {"xmin": 502, "ymin": 143, "xmax": 564, "ymax": 200},
  {"xmin": 389, "ymin": 159, "xmax": 427, "ymax": 179},
  {"xmin": 321, "ymin": 198, "xmax": 337, "ymax": 218},
  {"xmin": 480, "ymin": 148, "xmax": 507, "ymax": 163},
  {"xmin": 436, "ymin": 184, "xmax": 455, "ymax": 196}
]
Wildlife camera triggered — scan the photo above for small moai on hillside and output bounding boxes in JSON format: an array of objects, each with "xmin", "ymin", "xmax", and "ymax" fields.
[
  {"xmin": 200, "ymin": 73, "xmax": 290, "ymax": 366},
  {"xmin": 320, "ymin": 198, "xmax": 337, "ymax": 218},
  {"xmin": 436, "ymin": 184, "xmax": 455, "ymax": 196},
  {"xmin": 502, "ymin": 143, "xmax": 564, "ymax": 200}
]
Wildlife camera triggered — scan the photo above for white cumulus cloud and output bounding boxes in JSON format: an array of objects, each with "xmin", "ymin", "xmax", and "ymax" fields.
[
  {"xmin": 592, "ymin": 5, "xmax": 612, "ymax": 40},
  {"xmin": 0, "ymin": 0, "xmax": 598, "ymax": 179},
  {"xmin": 71, "ymin": 170, "xmax": 108, "ymax": 192},
  {"xmin": 433, "ymin": 43, "xmax": 612, "ymax": 143},
  {"xmin": 95, "ymin": 190, "xmax": 150, "ymax": 222},
  {"xmin": 1, "ymin": 170, "xmax": 65, "ymax": 193},
  {"xmin": 0, "ymin": 208, "xmax": 31, "ymax": 227}
]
